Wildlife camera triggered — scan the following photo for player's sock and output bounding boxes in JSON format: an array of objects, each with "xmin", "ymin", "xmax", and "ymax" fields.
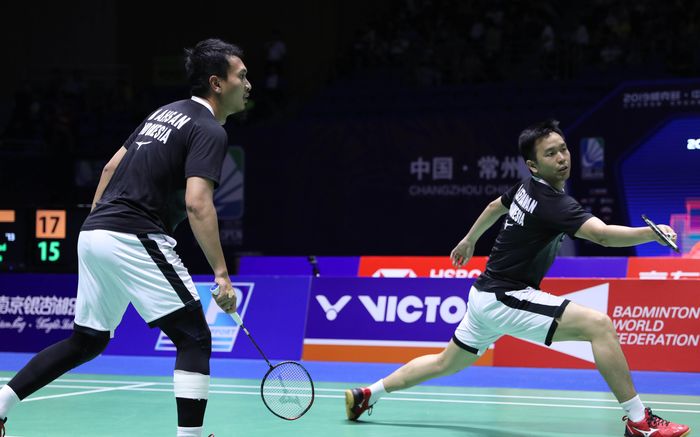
[
  {"xmin": 621, "ymin": 395, "xmax": 645, "ymax": 422},
  {"xmin": 368, "ymin": 379, "xmax": 386, "ymax": 404},
  {"xmin": 177, "ymin": 426, "xmax": 203, "ymax": 437},
  {"xmin": 0, "ymin": 385, "xmax": 20, "ymax": 420}
]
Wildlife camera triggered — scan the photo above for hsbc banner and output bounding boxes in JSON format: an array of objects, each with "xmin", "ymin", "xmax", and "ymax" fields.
[
  {"xmin": 358, "ymin": 256, "xmax": 629, "ymax": 278},
  {"xmin": 494, "ymin": 279, "xmax": 700, "ymax": 372},
  {"xmin": 627, "ymin": 257, "xmax": 700, "ymax": 280},
  {"xmin": 303, "ymin": 277, "xmax": 476, "ymax": 363},
  {"xmin": 358, "ymin": 256, "xmax": 488, "ymax": 278},
  {"xmin": 0, "ymin": 274, "xmax": 76, "ymax": 352}
]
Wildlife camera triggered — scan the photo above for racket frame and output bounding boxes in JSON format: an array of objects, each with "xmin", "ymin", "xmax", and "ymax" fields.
[{"xmin": 641, "ymin": 214, "xmax": 680, "ymax": 253}]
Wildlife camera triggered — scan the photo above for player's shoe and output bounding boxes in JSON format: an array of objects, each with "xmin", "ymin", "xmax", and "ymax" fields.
[
  {"xmin": 624, "ymin": 408, "xmax": 690, "ymax": 437},
  {"xmin": 1, "ymin": 416, "xmax": 6, "ymax": 437},
  {"xmin": 345, "ymin": 387, "xmax": 373, "ymax": 420}
]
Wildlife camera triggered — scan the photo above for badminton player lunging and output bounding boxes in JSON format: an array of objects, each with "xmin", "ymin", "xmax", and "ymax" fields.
[
  {"xmin": 345, "ymin": 119, "xmax": 690, "ymax": 437},
  {"xmin": 0, "ymin": 38, "xmax": 250, "ymax": 437}
]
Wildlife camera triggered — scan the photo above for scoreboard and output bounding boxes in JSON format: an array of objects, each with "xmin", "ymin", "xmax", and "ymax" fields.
[{"xmin": 0, "ymin": 207, "xmax": 90, "ymax": 272}]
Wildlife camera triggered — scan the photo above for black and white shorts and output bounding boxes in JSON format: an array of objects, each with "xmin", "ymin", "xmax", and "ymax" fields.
[
  {"xmin": 453, "ymin": 286, "xmax": 570, "ymax": 356},
  {"xmin": 74, "ymin": 230, "xmax": 200, "ymax": 336}
]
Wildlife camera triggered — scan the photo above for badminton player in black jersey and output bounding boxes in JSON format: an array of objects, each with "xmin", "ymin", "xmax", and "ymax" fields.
[
  {"xmin": 0, "ymin": 38, "xmax": 250, "ymax": 437},
  {"xmin": 345, "ymin": 120, "xmax": 690, "ymax": 437}
]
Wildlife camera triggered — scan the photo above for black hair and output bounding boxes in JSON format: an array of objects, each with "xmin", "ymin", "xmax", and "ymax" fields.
[
  {"xmin": 184, "ymin": 38, "xmax": 243, "ymax": 97},
  {"xmin": 517, "ymin": 119, "xmax": 564, "ymax": 162}
]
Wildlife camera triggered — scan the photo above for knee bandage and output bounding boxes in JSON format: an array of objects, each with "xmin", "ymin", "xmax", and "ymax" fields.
[{"xmin": 173, "ymin": 370, "xmax": 210, "ymax": 399}]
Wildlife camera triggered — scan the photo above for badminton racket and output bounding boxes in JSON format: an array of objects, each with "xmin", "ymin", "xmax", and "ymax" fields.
[
  {"xmin": 211, "ymin": 285, "xmax": 314, "ymax": 420},
  {"xmin": 641, "ymin": 214, "xmax": 679, "ymax": 253}
]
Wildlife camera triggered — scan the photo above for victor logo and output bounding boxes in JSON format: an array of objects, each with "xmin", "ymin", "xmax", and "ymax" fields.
[{"xmin": 315, "ymin": 295, "xmax": 352, "ymax": 320}]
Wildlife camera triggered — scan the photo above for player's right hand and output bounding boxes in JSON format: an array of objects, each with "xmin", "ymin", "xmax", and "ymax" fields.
[
  {"xmin": 450, "ymin": 239, "xmax": 474, "ymax": 268},
  {"xmin": 213, "ymin": 275, "xmax": 237, "ymax": 314},
  {"xmin": 653, "ymin": 224, "xmax": 677, "ymax": 245}
]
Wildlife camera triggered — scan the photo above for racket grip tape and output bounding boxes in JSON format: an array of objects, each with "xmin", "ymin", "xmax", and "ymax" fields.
[{"xmin": 210, "ymin": 285, "xmax": 248, "ymax": 330}]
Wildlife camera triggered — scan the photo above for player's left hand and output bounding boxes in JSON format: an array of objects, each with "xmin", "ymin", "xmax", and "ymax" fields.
[{"xmin": 450, "ymin": 239, "xmax": 474, "ymax": 268}]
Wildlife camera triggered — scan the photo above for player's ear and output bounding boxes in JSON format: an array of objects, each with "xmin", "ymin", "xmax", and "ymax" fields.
[
  {"xmin": 526, "ymin": 159, "xmax": 538, "ymax": 174},
  {"xmin": 208, "ymin": 75, "xmax": 222, "ymax": 94}
]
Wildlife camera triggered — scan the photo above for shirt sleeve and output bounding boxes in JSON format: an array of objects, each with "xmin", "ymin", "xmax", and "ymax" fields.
[
  {"xmin": 545, "ymin": 194, "xmax": 594, "ymax": 236},
  {"xmin": 185, "ymin": 121, "xmax": 228, "ymax": 187},
  {"xmin": 121, "ymin": 125, "xmax": 142, "ymax": 150},
  {"xmin": 500, "ymin": 183, "xmax": 521, "ymax": 209}
]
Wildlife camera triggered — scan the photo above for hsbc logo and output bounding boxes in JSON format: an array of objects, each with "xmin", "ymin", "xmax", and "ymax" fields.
[
  {"xmin": 372, "ymin": 268, "xmax": 482, "ymax": 278},
  {"xmin": 315, "ymin": 294, "xmax": 466, "ymax": 323},
  {"xmin": 688, "ymin": 138, "xmax": 700, "ymax": 150},
  {"xmin": 430, "ymin": 268, "xmax": 482, "ymax": 278},
  {"xmin": 372, "ymin": 268, "xmax": 417, "ymax": 278}
]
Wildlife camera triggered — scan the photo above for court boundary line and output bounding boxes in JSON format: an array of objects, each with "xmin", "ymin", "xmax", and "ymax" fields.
[{"xmin": 12, "ymin": 376, "xmax": 699, "ymax": 414}]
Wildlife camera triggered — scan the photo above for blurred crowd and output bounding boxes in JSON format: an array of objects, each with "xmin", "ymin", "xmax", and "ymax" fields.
[
  {"xmin": 342, "ymin": 0, "xmax": 700, "ymax": 85},
  {"xmin": 3, "ymin": 0, "xmax": 700, "ymax": 154}
]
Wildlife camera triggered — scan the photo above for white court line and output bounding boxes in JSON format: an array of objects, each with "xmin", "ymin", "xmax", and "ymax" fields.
[
  {"xmin": 23, "ymin": 382, "xmax": 155, "ymax": 402},
  {"xmin": 15, "ymin": 378, "xmax": 700, "ymax": 413},
  {"xmin": 40, "ymin": 383, "xmax": 700, "ymax": 407}
]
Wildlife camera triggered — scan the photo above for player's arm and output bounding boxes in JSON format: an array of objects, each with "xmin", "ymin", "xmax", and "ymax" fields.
[
  {"xmin": 185, "ymin": 176, "xmax": 236, "ymax": 313},
  {"xmin": 451, "ymin": 196, "xmax": 509, "ymax": 267},
  {"xmin": 91, "ymin": 146, "xmax": 127, "ymax": 211},
  {"xmin": 575, "ymin": 216, "xmax": 676, "ymax": 247}
]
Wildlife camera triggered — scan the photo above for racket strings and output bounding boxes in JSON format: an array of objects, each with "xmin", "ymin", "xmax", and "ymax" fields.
[{"xmin": 262, "ymin": 362, "xmax": 314, "ymax": 420}]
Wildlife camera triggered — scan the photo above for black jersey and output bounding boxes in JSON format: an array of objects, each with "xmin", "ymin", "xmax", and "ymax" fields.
[
  {"xmin": 474, "ymin": 177, "xmax": 593, "ymax": 293},
  {"xmin": 82, "ymin": 99, "xmax": 228, "ymax": 236}
]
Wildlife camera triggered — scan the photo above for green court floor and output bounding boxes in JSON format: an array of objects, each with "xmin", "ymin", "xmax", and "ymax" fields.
[{"xmin": 1, "ymin": 372, "xmax": 697, "ymax": 437}]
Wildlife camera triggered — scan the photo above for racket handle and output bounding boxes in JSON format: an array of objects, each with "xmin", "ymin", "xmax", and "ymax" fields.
[
  {"xmin": 210, "ymin": 285, "xmax": 245, "ymax": 325},
  {"xmin": 231, "ymin": 312, "xmax": 244, "ymax": 326}
]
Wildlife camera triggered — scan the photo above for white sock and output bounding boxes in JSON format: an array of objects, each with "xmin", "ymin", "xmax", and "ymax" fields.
[
  {"xmin": 621, "ymin": 395, "xmax": 645, "ymax": 422},
  {"xmin": 368, "ymin": 379, "xmax": 386, "ymax": 404},
  {"xmin": 177, "ymin": 426, "xmax": 203, "ymax": 437},
  {"xmin": 0, "ymin": 385, "xmax": 20, "ymax": 420}
]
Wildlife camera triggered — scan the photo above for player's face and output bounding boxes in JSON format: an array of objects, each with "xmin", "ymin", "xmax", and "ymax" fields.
[
  {"xmin": 528, "ymin": 132, "xmax": 570, "ymax": 190},
  {"xmin": 220, "ymin": 56, "xmax": 251, "ymax": 116}
]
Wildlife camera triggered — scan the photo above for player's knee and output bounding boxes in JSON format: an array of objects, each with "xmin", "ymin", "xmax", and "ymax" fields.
[
  {"xmin": 435, "ymin": 351, "xmax": 461, "ymax": 376},
  {"xmin": 587, "ymin": 312, "xmax": 616, "ymax": 341},
  {"xmin": 161, "ymin": 312, "xmax": 212, "ymax": 374},
  {"xmin": 71, "ymin": 328, "xmax": 110, "ymax": 363}
]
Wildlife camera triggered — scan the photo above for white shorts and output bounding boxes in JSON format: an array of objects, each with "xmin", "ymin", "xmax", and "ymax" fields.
[
  {"xmin": 74, "ymin": 230, "xmax": 200, "ymax": 336},
  {"xmin": 453, "ymin": 286, "xmax": 570, "ymax": 355}
]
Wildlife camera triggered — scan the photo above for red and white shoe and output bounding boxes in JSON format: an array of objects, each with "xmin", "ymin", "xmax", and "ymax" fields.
[
  {"xmin": 344, "ymin": 387, "xmax": 373, "ymax": 420},
  {"xmin": 624, "ymin": 408, "xmax": 690, "ymax": 437}
]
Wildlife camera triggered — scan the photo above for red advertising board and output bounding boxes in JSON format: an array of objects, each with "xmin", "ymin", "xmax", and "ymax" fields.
[
  {"xmin": 358, "ymin": 256, "xmax": 488, "ymax": 278},
  {"xmin": 627, "ymin": 257, "xmax": 700, "ymax": 280},
  {"xmin": 494, "ymin": 279, "xmax": 700, "ymax": 372}
]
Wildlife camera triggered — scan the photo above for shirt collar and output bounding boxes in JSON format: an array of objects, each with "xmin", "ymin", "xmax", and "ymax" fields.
[
  {"xmin": 532, "ymin": 175, "xmax": 565, "ymax": 193},
  {"xmin": 190, "ymin": 96, "xmax": 215, "ymax": 117}
]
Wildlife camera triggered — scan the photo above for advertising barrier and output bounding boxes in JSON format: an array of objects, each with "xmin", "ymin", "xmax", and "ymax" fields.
[
  {"xmin": 301, "ymin": 277, "xmax": 494, "ymax": 364},
  {"xmin": 493, "ymin": 279, "xmax": 700, "ymax": 372},
  {"xmin": 627, "ymin": 257, "xmax": 700, "ymax": 280},
  {"xmin": 358, "ymin": 256, "xmax": 488, "ymax": 278},
  {"xmin": 2, "ymin": 272, "xmax": 697, "ymax": 372},
  {"xmin": 0, "ymin": 274, "xmax": 311, "ymax": 360},
  {"xmin": 0, "ymin": 274, "xmax": 76, "ymax": 352}
]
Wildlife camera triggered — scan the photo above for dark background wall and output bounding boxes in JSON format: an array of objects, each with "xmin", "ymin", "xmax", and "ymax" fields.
[{"xmin": 2, "ymin": 1, "xmax": 699, "ymax": 272}]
